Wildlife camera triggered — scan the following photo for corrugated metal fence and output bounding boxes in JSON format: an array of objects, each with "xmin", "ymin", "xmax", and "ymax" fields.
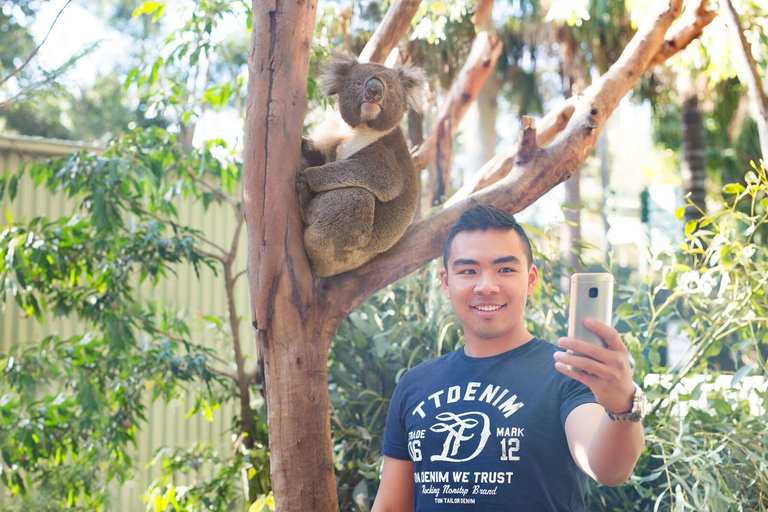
[{"xmin": 0, "ymin": 135, "xmax": 256, "ymax": 511}]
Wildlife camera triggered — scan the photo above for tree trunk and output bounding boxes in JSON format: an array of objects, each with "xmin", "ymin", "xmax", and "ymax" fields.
[
  {"xmin": 242, "ymin": 0, "xmax": 714, "ymax": 510},
  {"xmin": 242, "ymin": 1, "xmax": 341, "ymax": 510},
  {"xmin": 598, "ymin": 130, "xmax": 611, "ymax": 260},
  {"xmin": 561, "ymin": 167, "xmax": 583, "ymax": 274},
  {"xmin": 431, "ymin": 117, "xmax": 453, "ymax": 206},
  {"xmin": 465, "ymin": 73, "xmax": 501, "ymax": 185},
  {"xmin": 681, "ymin": 95, "xmax": 707, "ymax": 224}
]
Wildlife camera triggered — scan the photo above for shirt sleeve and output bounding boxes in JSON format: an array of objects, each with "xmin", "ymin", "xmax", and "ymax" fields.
[
  {"xmin": 558, "ymin": 375, "xmax": 598, "ymax": 426},
  {"xmin": 381, "ymin": 378, "xmax": 411, "ymax": 461}
]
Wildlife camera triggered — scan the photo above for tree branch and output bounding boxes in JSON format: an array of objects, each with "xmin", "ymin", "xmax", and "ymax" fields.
[
  {"xmin": 446, "ymin": 101, "xmax": 576, "ymax": 205},
  {"xmin": 358, "ymin": 0, "xmax": 421, "ymax": 64},
  {"xmin": 325, "ymin": 0, "xmax": 695, "ymax": 318},
  {"xmin": 233, "ymin": 269, "xmax": 247, "ymax": 284},
  {"xmin": 115, "ymin": 189, "xmax": 230, "ymax": 259},
  {"xmin": 184, "ymin": 164, "xmax": 241, "ymax": 218},
  {"xmin": 411, "ymin": 31, "xmax": 504, "ymax": 170},
  {"xmin": 447, "ymin": 0, "xmax": 716, "ymax": 203},
  {"xmin": 648, "ymin": 0, "xmax": 716, "ymax": 67},
  {"xmin": 130, "ymin": 310, "xmax": 238, "ymax": 381},
  {"xmin": 0, "ymin": 0, "xmax": 74, "ymax": 88},
  {"xmin": 516, "ymin": 116, "xmax": 538, "ymax": 165}
]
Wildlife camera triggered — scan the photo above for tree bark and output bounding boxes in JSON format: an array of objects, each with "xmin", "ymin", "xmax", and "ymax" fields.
[
  {"xmin": 465, "ymin": 72, "xmax": 501, "ymax": 186},
  {"xmin": 558, "ymin": 27, "xmax": 589, "ymax": 280},
  {"xmin": 722, "ymin": 0, "xmax": 768, "ymax": 163},
  {"xmin": 243, "ymin": 0, "xmax": 714, "ymax": 510},
  {"xmin": 561, "ymin": 166, "xmax": 583, "ymax": 276},
  {"xmin": 242, "ymin": 1, "xmax": 340, "ymax": 510}
]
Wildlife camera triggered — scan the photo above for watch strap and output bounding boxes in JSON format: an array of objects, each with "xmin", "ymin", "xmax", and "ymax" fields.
[{"xmin": 605, "ymin": 382, "xmax": 645, "ymax": 423}]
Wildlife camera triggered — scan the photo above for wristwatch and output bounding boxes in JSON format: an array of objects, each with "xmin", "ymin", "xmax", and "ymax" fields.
[{"xmin": 606, "ymin": 382, "xmax": 647, "ymax": 423}]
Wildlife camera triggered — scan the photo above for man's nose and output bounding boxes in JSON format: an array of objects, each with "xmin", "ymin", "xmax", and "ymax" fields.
[{"xmin": 474, "ymin": 273, "xmax": 499, "ymax": 294}]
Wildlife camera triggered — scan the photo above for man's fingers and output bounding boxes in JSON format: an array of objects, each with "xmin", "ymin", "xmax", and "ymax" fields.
[
  {"xmin": 554, "ymin": 347, "xmax": 604, "ymax": 374},
  {"xmin": 559, "ymin": 338, "xmax": 604, "ymax": 360},
  {"xmin": 582, "ymin": 318, "xmax": 625, "ymax": 351},
  {"xmin": 554, "ymin": 360, "xmax": 598, "ymax": 386}
]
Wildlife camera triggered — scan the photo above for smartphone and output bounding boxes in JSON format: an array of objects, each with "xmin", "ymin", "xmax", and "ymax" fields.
[{"xmin": 566, "ymin": 273, "xmax": 614, "ymax": 371}]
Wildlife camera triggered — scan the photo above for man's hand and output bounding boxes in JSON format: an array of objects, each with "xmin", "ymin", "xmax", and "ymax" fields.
[{"xmin": 553, "ymin": 318, "xmax": 635, "ymax": 414}]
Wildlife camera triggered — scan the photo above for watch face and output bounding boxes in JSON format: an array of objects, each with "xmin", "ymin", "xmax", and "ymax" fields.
[{"xmin": 637, "ymin": 389, "xmax": 647, "ymax": 417}]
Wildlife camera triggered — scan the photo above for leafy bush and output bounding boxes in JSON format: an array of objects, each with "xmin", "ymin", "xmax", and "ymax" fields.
[
  {"xmin": 599, "ymin": 162, "xmax": 768, "ymax": 511},
  {"xmin": 0, "ymin": 127, "xmax": 268, "ymax": 511}
]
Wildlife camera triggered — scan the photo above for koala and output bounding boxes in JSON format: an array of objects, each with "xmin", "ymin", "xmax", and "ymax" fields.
[{"xmin": 297, "ymin": 52, "xmax": 427, "ymax": 277}]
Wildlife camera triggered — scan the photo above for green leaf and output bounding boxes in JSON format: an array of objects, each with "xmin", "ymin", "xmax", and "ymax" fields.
[
  {"xmin": 132, "ymin": 1, "xmax": 162, "ymax": 18},
  {"xmin": 675, "ymin": 206, "xmax": 686, "ymax": 220},
  {"xmin": 152, "ymin": 3, "xmax": 165, "ymax": 22},
  {"xmin": 8, "ymin": 174, "xmax": 19, "ymax": 200},
  {"xmin": 149, "ymin": 59, "xmax": 161, "ymax": 85},
  {"xmin": 730, "ymin": 364, "xmax": 755, "ymax": 386},
  {"xmin": 684, "ymin": 219, "xmax": 697, "ymax": 237},
  {"xmin": 722, "ymin": 183, "xmax": 745, "ymax": 195}
]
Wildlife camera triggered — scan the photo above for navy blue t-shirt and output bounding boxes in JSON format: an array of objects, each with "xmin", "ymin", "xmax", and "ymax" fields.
[{"xmin": 382, "ymin": 338, "xmax": 597, "ymax": 511}]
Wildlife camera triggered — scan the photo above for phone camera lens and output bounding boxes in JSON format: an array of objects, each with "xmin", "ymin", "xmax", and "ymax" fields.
[{"xmin": 588, "ymin": 287, "xmax": 598, "ymax": 298}]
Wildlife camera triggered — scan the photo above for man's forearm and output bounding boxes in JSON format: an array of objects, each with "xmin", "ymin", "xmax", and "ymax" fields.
[{"xmin": 587, "ymin": 415, "xmax": 645, "ymax": 486}]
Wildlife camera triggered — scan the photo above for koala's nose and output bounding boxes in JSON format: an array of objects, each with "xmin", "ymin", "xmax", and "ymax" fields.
[{"xmin": 364, "ymin": 78, "xmax": 383, "ymax": 103}]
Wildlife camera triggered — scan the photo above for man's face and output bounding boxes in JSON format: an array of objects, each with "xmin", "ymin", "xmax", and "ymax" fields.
[{"xmin": 440, "ymin": 229, "xmax": 538, "ymax": 349}]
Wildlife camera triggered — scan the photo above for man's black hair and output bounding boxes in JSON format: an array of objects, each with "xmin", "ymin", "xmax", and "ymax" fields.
[{"xmin": 443, "ymin": 204, "xmax": 534, "ymax": 269}]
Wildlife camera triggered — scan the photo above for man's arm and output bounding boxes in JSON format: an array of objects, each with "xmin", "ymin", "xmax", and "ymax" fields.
[
  {"xmin": 554, "ymin": 318, "xmax": 646, "ymax": 486},
  {"xmin": 371, "ymin": 456, "xmax": 415, "ymax": 512},
  {"xmin": 564, "ymin": 403, "xmax": 645, "ymax": 485}
]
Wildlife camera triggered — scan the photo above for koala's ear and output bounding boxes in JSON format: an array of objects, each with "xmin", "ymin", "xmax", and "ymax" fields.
[
  {"xmin": 320, "ymin": 52, "xmax": 358, "ymax": 96},
  {"xmin": 398, "ymin": 64, "xmax": 428, "ymax": 115}
]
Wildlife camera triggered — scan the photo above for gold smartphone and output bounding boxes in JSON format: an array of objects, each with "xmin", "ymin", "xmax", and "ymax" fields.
[{"xmin": 566, "ymin": 273, "xmax": 614, "ymax": 371}]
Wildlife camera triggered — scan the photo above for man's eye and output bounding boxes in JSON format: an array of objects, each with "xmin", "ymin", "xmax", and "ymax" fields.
[
  {"xmin": 458, "ymin": 269, "xmax": 476, "ymax": 275},
  {"xmin": 499, "ymin": 267, "xmax": 515, "ymax": 273}
]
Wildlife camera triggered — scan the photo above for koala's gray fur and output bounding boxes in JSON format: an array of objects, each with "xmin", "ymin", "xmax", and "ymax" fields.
[{"xmin": 297, "ymin": 52, "xmax": 427, "ymax": 277}]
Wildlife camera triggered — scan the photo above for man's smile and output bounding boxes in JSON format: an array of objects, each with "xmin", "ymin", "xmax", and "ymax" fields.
[{"xmin": 472, "ymin": 304, "xmax": 506, "ymax": 312}]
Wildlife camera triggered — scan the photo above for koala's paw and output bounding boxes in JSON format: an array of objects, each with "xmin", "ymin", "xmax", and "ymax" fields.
[
  {"xmin": 301, "ymin": 137, "xmax": 326, "ymax": 168},
  {"xmin": 295, "ymin": 173, "xmax": 312, "ymax": 223}
]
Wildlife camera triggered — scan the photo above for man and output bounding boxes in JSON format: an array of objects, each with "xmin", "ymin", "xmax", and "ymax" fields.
[{"xmin": 371, "ymin": 205, "xmax": 645, "ymax": 511}]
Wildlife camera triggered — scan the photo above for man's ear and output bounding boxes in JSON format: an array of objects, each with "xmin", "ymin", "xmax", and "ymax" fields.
[
  {"xmin": 527, "ymin": 264, "xmax": 539, "ymax": 297},
  {"xmin": 439, "ymin": 268, "xmax": 451, "ymax": 299}
]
